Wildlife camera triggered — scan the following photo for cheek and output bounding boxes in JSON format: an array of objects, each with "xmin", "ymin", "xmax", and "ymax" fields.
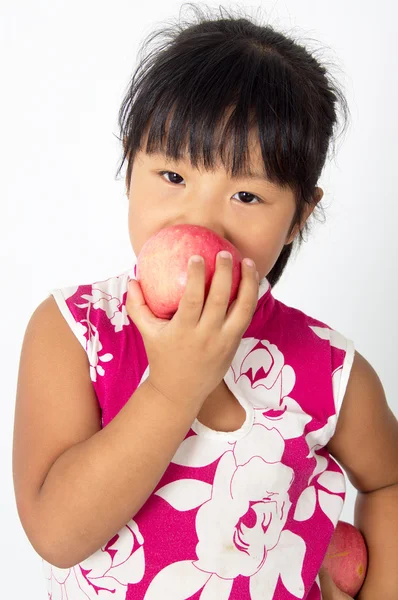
[
  {"xmin": 251, "ymin": 220, "xmax": 293, "ymax": 278},
  {"xmin": 270, "ymin": 208, "xmax": 296, "ymax": 249},
  {"xmin": 255, "ymin": 214, "xmax": 291, "ymax": 250},
  {"xmin": 127, "ymin": 203, "xmax": 146, "ymax": 256},
  {"xmin": 128, "ymin": 201, "xmax": 165, "ymax": 258}
]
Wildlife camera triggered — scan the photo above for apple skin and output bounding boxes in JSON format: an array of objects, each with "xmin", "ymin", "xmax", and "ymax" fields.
[
  {"xmin": 136, "ymin": 224, "xmax": 244, "ymax": 319},
  {"xmin": 321, "ymin": 520, "xmax": 368, "ymax": 597}
]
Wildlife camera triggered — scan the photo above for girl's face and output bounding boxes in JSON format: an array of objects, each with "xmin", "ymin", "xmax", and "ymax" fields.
[{"xmin": 126, "ymin": 133, "xmax": 322, "ymax": 283}]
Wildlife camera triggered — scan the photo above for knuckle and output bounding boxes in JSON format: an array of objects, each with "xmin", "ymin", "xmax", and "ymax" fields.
[
  {"xmin": 240, "ymin": 299, "xmax": 254, "ymax": 317},
  {"xmin": 219, "ymin": 258, "xmax": 232, "ymax": 268},
  {"xmin": 211, "ymin": 292, "xmax": 228, "ymax": 306},
  {"xmin": 208, "ymin": 335, "xmax": 227, "ymax": 356},
  {"xmin": 184, "ymin": 295, "xmax": 202, "ymax": 310}
]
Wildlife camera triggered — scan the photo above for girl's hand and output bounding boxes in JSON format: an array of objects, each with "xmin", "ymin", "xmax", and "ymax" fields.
[
  {"xmin": 126, "ymin": 252, "xmax": 259, "ymax": 408},
  {"xmin": 319, "ymin": 566, "xmax": 355, "ymax": 599}
]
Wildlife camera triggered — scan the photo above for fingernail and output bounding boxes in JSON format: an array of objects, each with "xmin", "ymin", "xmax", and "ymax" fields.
[
  {"xmin": 190, "ymin": 255, "xmax": 203, "ymax": 264},
  {"xmin": 243, "ymin": 258, "xmax": 254, "ymax": 267}
]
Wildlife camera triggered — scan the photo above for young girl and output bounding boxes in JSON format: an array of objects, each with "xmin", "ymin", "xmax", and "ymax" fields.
[{"xmin": 12, "ymin": 4, "xmax": 398, "ymax": 600}]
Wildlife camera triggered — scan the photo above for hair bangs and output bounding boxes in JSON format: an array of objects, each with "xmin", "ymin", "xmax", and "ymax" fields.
[{"xmin": 122, "ymin": 39, "xmax": 312, "ymax": 194}]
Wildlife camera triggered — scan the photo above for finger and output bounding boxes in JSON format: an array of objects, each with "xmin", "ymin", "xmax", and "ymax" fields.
[
  {"xmin": 174, "ymin": 255, "xmax": 205, "ymax": 328},
  {"xmin": 223, "ymin": 259, "xmax": 259, "ymax": 335},
  {"xmin": 319, "ymin": 566, "xmax": 335, "ymax": 599},
  {"xmin": 126, "ymin": 279, "xmax": 162, "ymax": 332},
  {"xmin": 318, "ymin": 566, "xmax": 352, "ymax": 599},
  {"xmin": 199, "ymin": 250, "xmax": 234, "ymax": 329}
]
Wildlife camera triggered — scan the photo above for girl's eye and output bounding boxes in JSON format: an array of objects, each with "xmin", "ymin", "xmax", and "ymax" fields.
[
  {"xmin": 159, "ymin": 170, "xmax": 185, "ymax": 185},
  {"xmin": 158, "ymin": 171, "xmax": 263, "ymax": 205},
  {"xmin": 232, "ymin": 191, "xmax": 262, "ymax": 205}
]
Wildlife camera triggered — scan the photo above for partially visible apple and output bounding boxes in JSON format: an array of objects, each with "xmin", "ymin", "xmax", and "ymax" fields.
[
  {"xmin": 321, "ymin": 520, "xmax": 368, "ymax": 597},
  {"xmin": 136, "ymin": 224, "xmax": 243, "ymax": 319}
]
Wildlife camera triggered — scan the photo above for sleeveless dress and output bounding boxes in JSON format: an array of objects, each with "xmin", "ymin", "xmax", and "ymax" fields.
[{"xmin": 42, "ymin": 259, "xmax": 355, "ymax": 600}]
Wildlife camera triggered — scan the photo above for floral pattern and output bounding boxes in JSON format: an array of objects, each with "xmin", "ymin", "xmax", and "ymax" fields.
[
  {"xmin": 43, "ymin": 269, "xmax": 353, "ymax": 599},
  {"xmin": 43, "ymin": 520, "xmax": 144, "ymax": 599},
  {"xmin": 74, "ymin": 283, "xmax": 129, "ymax": 382}
]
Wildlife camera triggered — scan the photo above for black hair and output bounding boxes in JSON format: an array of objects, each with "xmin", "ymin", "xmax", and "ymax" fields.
[{"xmin": 115, "ymin": 3, "xmax": 350, "ymax": 287}]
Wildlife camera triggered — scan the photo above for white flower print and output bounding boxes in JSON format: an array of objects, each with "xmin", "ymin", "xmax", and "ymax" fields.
[
  {"xmin": 72, "ymin": 282, "xmax": 130, "ymax": 381},
  {"xmin": 294, "ymin": 326, "xmax": 349, "ymax": 526},
  {"xmin": 150, "ymin": 425, "xmax": 305, "ymax": 599},
  {"xmin": 74, "ymin": 319, "xmax": 113, "ymax": 383},
  {"xmin": 46, "ymin": 282, "xmax": 347, "ymax": 600},
  {"xmin": 76, "ymin": 286, "xmax": 130, "ymax": 333},
  {"xmin": 146, "ymin": 337, "xmax": 316, "ymax": 599},
  {"xmin": 293, "ymin": 418, "xmax": 345, "ymax": 526},
  {"xmin": 227, "ymin": 338, "xmax": 312, "ymax": 441},
  {"xmin": 43, "ymin": 519, "xmax": 145, "ymax": 599}
]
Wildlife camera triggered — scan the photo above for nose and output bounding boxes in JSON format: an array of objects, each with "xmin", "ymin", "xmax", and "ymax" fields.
[
  {"xmin": 176, "ymin": 221, "xmax": 225, "ymax": 241},
  {"xmin": 175, "ymin": 190, "xmax": 227, "ymax": 241}
]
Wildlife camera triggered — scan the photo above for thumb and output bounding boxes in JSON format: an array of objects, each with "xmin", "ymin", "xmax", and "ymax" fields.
[
  {"xmin": 126, "ymin": 279, "xmax": 152, "ymax": 324},
  {"xmin": 319, "ymin": 566, "xmax": 338, "ymax": 599},
  {"xmin": 127, "ymin": 278, "xmax": 144, "ymax": 304},
  {"xmin": 126, "ymin": 279, "xmax": 169, "ymax": 331}
]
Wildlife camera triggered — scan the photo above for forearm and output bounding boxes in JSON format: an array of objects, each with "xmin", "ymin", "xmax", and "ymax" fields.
[
  {"xmin": 34, "ymin": 379, "xmax": 202, "ymax": 569},
  {"xmin": 354, "ymin": 482, "xmax": 398, "ymax": 600}
]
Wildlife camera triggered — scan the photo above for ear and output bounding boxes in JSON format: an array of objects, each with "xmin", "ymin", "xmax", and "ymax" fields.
[{"xmin": 285, "ymin": 187, "xmax": 324, "ymax": 245}]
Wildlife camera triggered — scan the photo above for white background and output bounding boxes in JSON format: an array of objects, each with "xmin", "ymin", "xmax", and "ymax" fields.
[{"xmin": 2, "ymin": 0, "xmax": 397, "ymax": 597}]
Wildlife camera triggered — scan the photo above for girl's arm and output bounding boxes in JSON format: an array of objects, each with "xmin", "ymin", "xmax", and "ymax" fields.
[
  {"xmin": 13, "ymin": 296, "xmax": 205, "ymax": 569},
  {"xmin": 326, "ymin": 350, "xmax": 398, "ymax": 600}
]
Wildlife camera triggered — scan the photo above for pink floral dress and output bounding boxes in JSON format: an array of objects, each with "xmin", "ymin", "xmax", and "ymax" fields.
[{"xmin": 43, "ymin": 259, "xmax": 355, "ymax": 599}]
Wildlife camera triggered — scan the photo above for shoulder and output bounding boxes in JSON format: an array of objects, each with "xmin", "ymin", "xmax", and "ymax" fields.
[
  {"xmin": 326, "ymin": 350, "xmax": 398, "ymax": 492},
  {"xmin": 50, "ymin": 268, "xmax": 132, "ymax": 307},
  {"xmin": 272, "ymin": 298, "xmax": 355, "ymax": 403},
  {"xmin": 50, "ymin": 268, "xmax": 134, "ymax": 333},
  {"xmin": 272, "ymin": 296, "xmax": 349, "ymax": 341},
  {"xmin": 24, "ymin": 295, "xmax": 90, "ymax": 363}
]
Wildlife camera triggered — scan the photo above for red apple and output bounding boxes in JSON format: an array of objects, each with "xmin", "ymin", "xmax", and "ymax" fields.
[
  {"xmin": 136, "ymin": 224, "xmax": 244, "ymax": 319},
  {"xmin": 321, "ymin": 520, "xmax": 368, "ymax": 597}
]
